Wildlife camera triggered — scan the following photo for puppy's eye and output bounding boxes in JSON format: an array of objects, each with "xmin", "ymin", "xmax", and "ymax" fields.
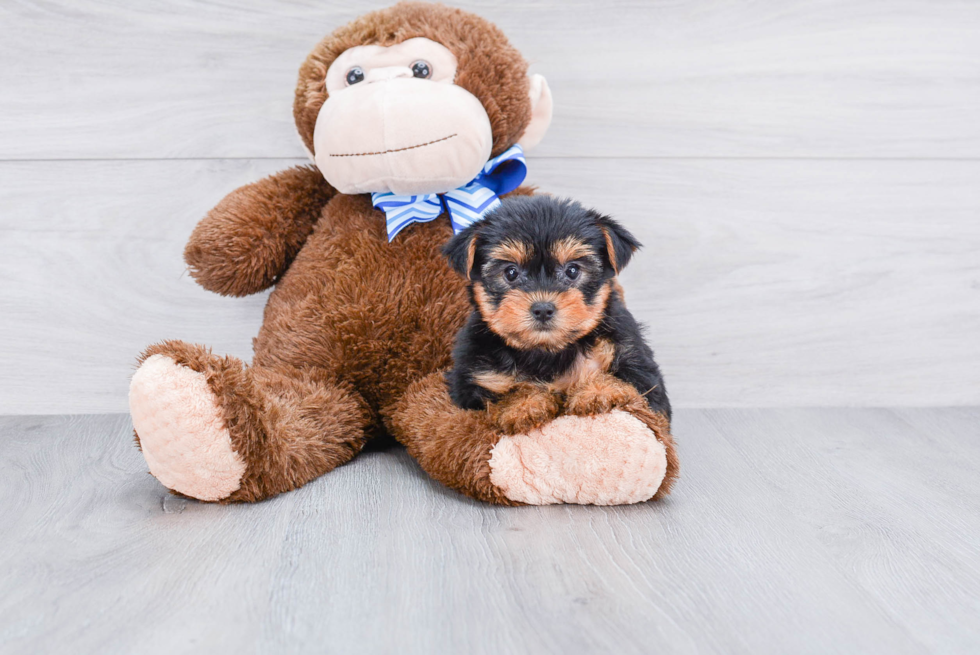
[
  {"xmin": 411, "ymin": 60, "xmax": 431, "ymax": 79},
  {"xmin": 346, "ymin": 67, "xmax": 365, "ymax": 85},
  {"xmin": 565, "ymin": 264, "xmax": 581, "ymax": 280},
  {"xmin": 504, "ymin": 266, "xmax": 520, "ymax": 282}
]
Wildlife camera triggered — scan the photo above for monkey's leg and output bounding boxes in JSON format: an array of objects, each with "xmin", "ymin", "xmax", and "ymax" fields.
[
  {"xmin": 384, "ymin": 373, "xmax": 520, "ymax": 505},
  {"xmin": 129, "ymin": 340, "xmax": 372, "ymax": 502},
  {"xmin": 385, "ymin": 372, "xmax": 678, "ymax": 506}
]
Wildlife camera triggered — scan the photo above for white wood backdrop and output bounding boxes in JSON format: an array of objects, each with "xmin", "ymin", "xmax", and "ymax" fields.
[{"xmin": 1, "ymin": 0, "xmax": 978, "ymax": 413}]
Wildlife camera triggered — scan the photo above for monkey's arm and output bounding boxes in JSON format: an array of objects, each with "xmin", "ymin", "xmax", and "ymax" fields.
[{"xmin": 184, "ymin": 165, "xmax": 335, "ymax": 297}]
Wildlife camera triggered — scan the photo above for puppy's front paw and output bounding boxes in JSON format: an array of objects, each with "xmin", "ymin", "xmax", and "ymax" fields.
[
  {"xmin": 491, "ymin": 384, "xmax": 563, "ymax": 435},
  {"xmin": 565, "ymin": 373, "xmax": 639, "ymax": 417}
]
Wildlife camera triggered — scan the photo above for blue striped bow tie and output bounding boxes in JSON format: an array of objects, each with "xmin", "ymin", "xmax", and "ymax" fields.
[{"xmin": 372, "ymin": 144, "xmax": 527, "ymax": 241}]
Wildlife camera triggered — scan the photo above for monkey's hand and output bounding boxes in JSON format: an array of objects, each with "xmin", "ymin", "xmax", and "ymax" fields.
[
  {"xmin": 184, "ymin": 165, "xmax": 335, "ymax": 297},
  {"xmin": 490, "ymin": 383, "xmax": 563, "ymax": 435}
]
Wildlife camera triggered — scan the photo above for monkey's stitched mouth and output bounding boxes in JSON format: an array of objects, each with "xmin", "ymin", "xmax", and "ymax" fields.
[{"xmin": 328, "ymin": 134, "xmax": 457, "ymax": 158}]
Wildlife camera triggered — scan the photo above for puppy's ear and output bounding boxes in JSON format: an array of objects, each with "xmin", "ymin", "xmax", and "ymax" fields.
[
  {"xmin": 590, "ymin": 210, "xmax": 641, "ymax": 275},
  {"xmin": 442, "ymin": 225, "xmax": 480, "ymax": 280}
]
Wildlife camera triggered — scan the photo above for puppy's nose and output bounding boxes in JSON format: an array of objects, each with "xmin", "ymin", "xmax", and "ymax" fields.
[{"xmin": 530, "ymin": 301, "xmax": 556, "ymax": 323}]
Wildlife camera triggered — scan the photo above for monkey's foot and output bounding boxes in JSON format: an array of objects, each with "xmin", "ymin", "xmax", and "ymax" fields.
[
  {"xmin": 129, "ymin": 353, "xmax": 246, "ymax": 501},
  {"xmin": 488, "ymin": 410, "xmax": 669, "ymax": 505},
  {"xmin": 389, "ymin": 371, "xmax": 677, "ymax": 506}
]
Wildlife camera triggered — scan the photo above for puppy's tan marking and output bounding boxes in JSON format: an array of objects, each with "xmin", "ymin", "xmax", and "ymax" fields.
[
  {"xmin": 489, "ymin": 240, "xmax": 531, "ymax": 265},
  {"xmin": 590, "ymin": 337, "xmax": 617, "ymax": 370},
  {"xmin": 472, "ymin": 283, "xmax": 497, "ymax": 319},
  {"xmin": 552, "ymin": 284, "xmax": 610, "ymax": 344},
  {"xmin": 610, "ymin": 278, "xmax": 626, "ymax": 304},
  {"xmin": 551, "ymin": 237, "xmax": 592, "ymax": 265},
  {"xmin": 491, "ymin": 289, "xmax": 556, "ymax": 350},
  {"xmin": 551, "ymin": 338, "xmax": 617, "ymax": 392},
  {"xmin": 601, "ymin": 227, "xmax": 619, "ymax": 273},
  {"xmin": 476, "ymin": 284, "xmax": 612, "ymax": 353},
  {"xmin": 465, "ymin": 235, "xmax": 478, "ymax": 280},
  {"xmin": 473, "ymin": 371, "xmax": 519, "ymax": 395}
]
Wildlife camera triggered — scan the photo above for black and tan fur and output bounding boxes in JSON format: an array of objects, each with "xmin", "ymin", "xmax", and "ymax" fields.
[{"xmin": 443, "ymin": 196, "xmax": 672, "ymax": 423}]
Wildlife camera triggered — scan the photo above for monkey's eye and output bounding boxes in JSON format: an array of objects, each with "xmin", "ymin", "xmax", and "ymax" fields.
[
  {"xmin": 346, "ymin": 67, "xmax": 365, "ymax": 85},
  {"xmin": 565, "ymin": 264, "xmax": 581, "ymax": 280},
  {"xmin": 411, "ymin": 60, "xmax": 431, "ymax": 79},
  {"xmin": 504, "ymin": 265, "xmax": 520, "ymax": 283}
]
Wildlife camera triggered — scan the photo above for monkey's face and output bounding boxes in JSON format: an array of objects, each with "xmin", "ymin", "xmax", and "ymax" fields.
[
  {"xmin": 314, "ymin": 38, "xmax": 493, "ymax": 195},
  {"xmin": 295, "ymin": 5, "xmax": 553, "ymax": 198}
]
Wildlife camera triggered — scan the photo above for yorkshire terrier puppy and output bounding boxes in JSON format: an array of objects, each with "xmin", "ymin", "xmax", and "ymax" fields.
[{"xmin": 443, "ymin": 196, "xmax": 671, "ymax": 434}]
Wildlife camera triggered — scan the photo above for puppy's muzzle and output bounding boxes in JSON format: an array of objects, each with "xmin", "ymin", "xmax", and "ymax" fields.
[{"xmin": 530, "ymin": 301, "xmax": 556, "ymax": 325}]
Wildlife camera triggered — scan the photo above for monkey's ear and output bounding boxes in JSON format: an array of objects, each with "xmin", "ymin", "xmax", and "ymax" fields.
[
  {"xmin": 442, "ymin": 226, "xmax": 480, "ymax": 280},
  {"xmin": 591, "ymin": 211, "xmax": 642, "ymax": 275},
  {"xmin": 517, "ymin": 74, "xmax": 552, "ymax": 151}
]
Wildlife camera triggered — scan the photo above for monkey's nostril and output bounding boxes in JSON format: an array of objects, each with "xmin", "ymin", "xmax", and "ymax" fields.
[{"xmin": 530, "ymin": 301, "xmax": 556, "ymax": 323}]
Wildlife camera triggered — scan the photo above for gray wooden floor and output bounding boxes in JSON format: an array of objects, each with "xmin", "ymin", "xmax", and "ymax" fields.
[{"xmin": 2, "ymin": 408, "xmax": 979, "ymax": 654}]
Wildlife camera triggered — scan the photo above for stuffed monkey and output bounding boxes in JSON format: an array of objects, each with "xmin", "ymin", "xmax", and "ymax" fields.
[{"xmin": 129, "ymin": 2, "xmax": 678, "ymax": 505}]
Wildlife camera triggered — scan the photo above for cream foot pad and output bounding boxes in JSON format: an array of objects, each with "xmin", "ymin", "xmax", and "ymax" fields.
[{"xmin": 488, "ymin": 410, "xmax": 668, "ymax": 505}]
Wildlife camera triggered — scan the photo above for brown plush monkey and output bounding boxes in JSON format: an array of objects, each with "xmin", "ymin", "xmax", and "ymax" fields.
[{"xmin": 129, "ymin": 2, "xmax": 678, "ymax": 505}]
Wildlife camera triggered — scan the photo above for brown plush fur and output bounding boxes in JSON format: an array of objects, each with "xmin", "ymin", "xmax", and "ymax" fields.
[
  {"xmin": 136, "ymin": 341, "xmax": 372, "ymax": 503},
  {"xmin": 621, "ymin": 397, "xmax": 679, "ymax": 500},
  {"xmin": 135, "ymin": 3, "xmax": 676, "ymax": 504},
  {"xmin": 389, "ymin": 372, "xmax": 521, "ymax": 505},
  {"xmin": 185, "ymin": 165, "xmax": 336, "ymax": 297},
  {"xmin": 249, "ymin": 194, "xmax": 467, "ymax": 412}
]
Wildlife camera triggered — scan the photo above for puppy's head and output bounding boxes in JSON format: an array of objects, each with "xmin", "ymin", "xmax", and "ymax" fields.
[{"xmin": 443, "ymin": 196, "xmax": 640, "ymax": 352}]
